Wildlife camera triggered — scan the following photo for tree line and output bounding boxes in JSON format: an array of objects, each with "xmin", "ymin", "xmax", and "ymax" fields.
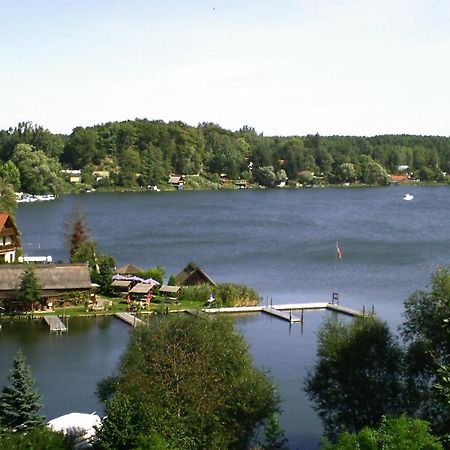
[{"xmin": 0, "ymin": 121, "xmax": 449, "ymax": 198}]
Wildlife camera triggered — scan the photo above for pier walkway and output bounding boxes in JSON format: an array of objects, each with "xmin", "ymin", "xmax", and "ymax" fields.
[
  {"xmin": 43, "ymin": 316, "xmax": 67, "ymax": 332},
  {"xmin": 262, "ymin": 307, "xmax": 303, "ymax": 323},
  {"xmin": 114, "ymin": 312, "xmax": 146, "ymax": 327},
  {"xmin": 203, "ymin": 302, "xmax": 363, "ymax": 318}
]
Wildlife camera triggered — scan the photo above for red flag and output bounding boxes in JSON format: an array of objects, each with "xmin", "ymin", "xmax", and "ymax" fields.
[{"xmin": 336, "ymin": 242, "xmax": 343, "ymax": 259}]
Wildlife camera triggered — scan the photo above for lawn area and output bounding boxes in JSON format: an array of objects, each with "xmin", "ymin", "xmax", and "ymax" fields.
[{"xmin": 1, "ymin": 296, "xmax": 207, "ymax": 320}]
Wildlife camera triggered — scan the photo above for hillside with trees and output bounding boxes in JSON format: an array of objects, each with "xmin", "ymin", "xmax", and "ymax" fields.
[{"xmin": 0, "ymin": 120, "xmax": 449, "ymax": 196}]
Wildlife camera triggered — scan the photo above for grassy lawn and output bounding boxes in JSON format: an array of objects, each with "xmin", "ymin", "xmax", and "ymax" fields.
[{"xmin": 1, "ymin": 296, "xmax": 207, "ymax": 320}]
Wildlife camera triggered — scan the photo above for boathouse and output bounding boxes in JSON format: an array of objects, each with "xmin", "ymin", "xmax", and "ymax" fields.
[
  {"xmin": 115, "ymin": 263, "xmax": 144, "ymax": 276},
  {"xmin": 0, "ymin": 213, "xmax": 21, "ymax": 263},
  {"xmin": 159, "ymin": 284, "xmax": 181, "ymax": 303},
  {"xmin": 168, "ymin": 175, "xmax": 184, "ymax": 190},
  {"xmin": 175, "ymin": 261, "xmax": 216, "ymax": 286},
  {"xmin": 0, "ymin": 263, "xmax": 92, "ymax": 312}
]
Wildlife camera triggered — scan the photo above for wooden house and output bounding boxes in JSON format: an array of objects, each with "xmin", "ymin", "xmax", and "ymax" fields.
[
  {"xmin": 0, "ymin": 213, "xmax": 21, "ymax": 263},
  {"xmin": 175, "ymin": 261, "xmax": 216, "ymax": 286},
  {"xmin": 0, "ymin": 263, "xmax": 92, "ymax": 311},
  {"xmin": 168, "ymin": 175, "xmax": 184, "ymax": 190}
]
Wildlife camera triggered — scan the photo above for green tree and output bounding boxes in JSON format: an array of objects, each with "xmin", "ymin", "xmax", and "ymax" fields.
[
  {"xmin": 262, "ymin": 413, "xmax": 288, "ymax": 450},
  {"xmin": 95, "ymin": 314, "xmax": 279, "ymax": 450},
  {"xmin": 305, "ymin": 316, "xmax": 405, "ymax": 439},
  {"xmin": 0, "ymin": 350, "xmax": 44, "ymax": 431},
  {"xmin": 321, "ymin": 415, "xmax": 443, "ymax": 450},
  {"xmin": 402, "ymin": 267, "xmax": 450, "ymax": 436},
  {"xmin": 119, "ymin": 147, "xmax": 141, "ymax": 187},
  {"xmin": 335, "ymin": 163, "xmax": 357, "ymax": 184},
  {"xmin": 254, "ymin": 166, "xmax": 277, "ymax": 187},
  {"xmin": 139, "ymin": 266, "xmax": 165, "ymax": 285},
  {"xmin": 0, "ymin": 180, "xmax": 17, "ymax": 214},
  {"xmin": 62, "ymin": 127, "xmax": 100, "ymax": 169},
  {"xmin": 93, "ymin": 254, "xmax": 116, "ymax": 296},
  {"xmin": 16, "ymin": 266, "xmax": 42, "ymax": 311},
  {"xmin": 0, "ymin": 161, "xmax": 21, "ymax": 190},
  {"xmin": 12, "ymin": 143, "xmax": 62, "ymax": 194}
]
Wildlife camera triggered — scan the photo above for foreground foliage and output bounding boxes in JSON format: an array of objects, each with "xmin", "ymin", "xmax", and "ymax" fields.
[
  {"xmin": 0, "ymin": 426, "xmax": 71, "ymax": 449},
  {"xmin": 321, "ymin": 416, "xmax": 443, "ymax": 450},
  {"xmin": 95, "ymin": 314, "xmax": 279, "ymax": 450},
  {"xmin": 305, "ymin": 316, "xmax": 405, "ymax": 439},
  {"xmin": 402, "ymin": 267, "xmax": 450, "ymax": 437}
]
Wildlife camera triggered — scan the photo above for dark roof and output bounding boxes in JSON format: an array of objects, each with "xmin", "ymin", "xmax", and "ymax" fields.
[
  {"xmin": 111, "ymin": 280, "xmax": 132, "ymax": 288},
  {"xmin": 175, "ymin": 261, "xmax": 216, "ymax": 286},
  {"xmin": 115, "ymin": 263, "xmax": 144, "ymax": 275},
  {"xmin": 0, "ymin": 264, "xmax": 91, "ymax": 292}
]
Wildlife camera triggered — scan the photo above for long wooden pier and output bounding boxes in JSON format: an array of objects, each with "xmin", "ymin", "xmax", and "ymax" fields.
[
  {"xmin": 203, "ymin": 302, "xmax": 363, "ymax": 319},
  {"xmin": 43, "ymin": 316, "xmax": 67, "ymax": 332},
  {"xmin": 114, "ymin": 312, "xmax": 146, "ymax": 327}
]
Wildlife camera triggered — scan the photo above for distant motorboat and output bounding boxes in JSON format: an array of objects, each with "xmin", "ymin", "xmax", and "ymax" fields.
[{"xmin": 403, "ymin": 193, "xmax": 414, "ymax": 201}]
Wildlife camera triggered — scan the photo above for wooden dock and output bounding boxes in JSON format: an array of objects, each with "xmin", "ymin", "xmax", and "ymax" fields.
[
  {"xmin": 262, "ymin": 307, "xmax": 303, "ymax": 323},
  {"xmin": 203, "ymin": 302, "xmax": 363, "ymax": 319},
  {"xmin": 114, "ymin": 312, "xmax": 146, "ymax": 327},
  {"xmin": 43, "ymin": 316, "xmax": 67, "ymax": 332}
]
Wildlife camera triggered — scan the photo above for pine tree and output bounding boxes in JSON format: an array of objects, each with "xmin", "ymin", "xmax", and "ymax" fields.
[
  {"xmin": 16, "ymin": 265, "xmax": 42, "ymax": 311},
  {"xmin": 0, "ymin": 350, "xmax": 44, "ymax": 431}
]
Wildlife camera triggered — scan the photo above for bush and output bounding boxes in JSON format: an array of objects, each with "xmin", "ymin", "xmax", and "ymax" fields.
[{"xmin": 95, "ymin": 314, "xmax": 279, "ymax": 450}]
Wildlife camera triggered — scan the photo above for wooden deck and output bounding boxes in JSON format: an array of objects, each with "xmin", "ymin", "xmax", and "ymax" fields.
[
  {"xmin": 114, "ymin": 312, "xmax": 146, "ymax": 327},
  {"xmin": 43, "ymin": 316, "xmax": 67, "ymax": 332},
  {"xmin": 262, "ymin": 307, "xmax": 303, "ymax": 323}
]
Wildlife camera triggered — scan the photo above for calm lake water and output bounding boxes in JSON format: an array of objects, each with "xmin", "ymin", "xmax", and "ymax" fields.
[{"xmin": 1, "ymin": 186, "xmax": 449, "ymax": 449}]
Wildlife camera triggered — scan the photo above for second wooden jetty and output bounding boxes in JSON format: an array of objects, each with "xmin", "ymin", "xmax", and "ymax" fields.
[
  {"xmin": 114, "ymin": 312, "xmax": 146, "ymax": 327},
  {"xmin": 43, "ymin": 315, "xmax": 67, "ymax": 332},
  {"xmin": 262, "ymin": 307, "xmax": 303, "ymax": 323}
]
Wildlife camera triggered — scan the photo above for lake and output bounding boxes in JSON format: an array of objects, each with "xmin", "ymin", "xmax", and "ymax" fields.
[{"xmin": 1, "ymin": 186, "xmax": 449, "ymax": 449}]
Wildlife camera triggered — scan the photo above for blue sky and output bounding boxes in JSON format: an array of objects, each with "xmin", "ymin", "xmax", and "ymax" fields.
[{"xmin": 1, "ymin": 0, "xmax": 450, "ymax": 136}]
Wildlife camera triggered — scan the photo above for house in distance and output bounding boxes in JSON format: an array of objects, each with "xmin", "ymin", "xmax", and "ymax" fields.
[
  {"xmin": 0, "ymin": 213, "xmax": 21, "ymax": 263},
  {"xmin": 175, "ymin": 261, "xmax": 216, "ymax": 286}
]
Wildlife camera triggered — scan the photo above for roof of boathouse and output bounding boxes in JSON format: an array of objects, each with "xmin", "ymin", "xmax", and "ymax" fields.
[
  {"xmin": 129, "ymin": 282, "xmax": 154, "ymax": 294},
  {"xmin": 0, "ymin": 263, "xmax": 91, "ymax": 292},
  {"xmin": 115, "ymin": 263, "xmax": 144, "ymax": 275},
  {"xmin": 175, "ymin": 261, "xmax": 216, "ymax": 286}
]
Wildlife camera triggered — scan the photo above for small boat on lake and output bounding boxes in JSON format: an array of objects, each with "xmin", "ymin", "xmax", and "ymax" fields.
[{"xmin": 403, "ymin": 193, "xmax": 414, "ymax": 201}]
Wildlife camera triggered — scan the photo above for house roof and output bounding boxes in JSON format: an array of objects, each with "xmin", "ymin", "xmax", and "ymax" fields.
[
  {"xmin": 111, "ymin": 280, "xmax": 132, "ymax": 288},
  {"xmin": 160, "ymin": 285, "xmax": 181, "ymax": 294},
  {"xmin": 129, "ymin": 282, "xmax": 153, "ymax": 294},
  {"xmin": 115, "ymin": 263, "xmax": 144, "ymax": 275},
  {"xmin": 175, "ymin": 261, "xmax": 216, "ymax": 286},
  {"xmin": 0, "ymin": 213, "xmax": 21, "ymax": 245},
  {"xmin": 0, "ymin": 264, "xmax": 92, "ymax": 292},
  {"xmin": 168, "ymin": 176, "xmax": 183, "ymax": 184},
  {"xmin": 389, "ymin": 174, "xmax": 409, "ymax": 182}
]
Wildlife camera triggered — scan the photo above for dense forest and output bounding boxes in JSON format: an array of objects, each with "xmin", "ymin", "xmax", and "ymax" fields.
[{"xmin": 0, "ymin": 120, "xmax": 449, "ymax": 196}]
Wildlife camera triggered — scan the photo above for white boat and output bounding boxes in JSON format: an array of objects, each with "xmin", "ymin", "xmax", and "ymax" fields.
[
  {"xmin": 36, "ymin": 194, "xmax": 56, "ymax": 201},
  {"xmin": 403, "ymin": 193, "xmax": 414, "ymax": 201}
]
